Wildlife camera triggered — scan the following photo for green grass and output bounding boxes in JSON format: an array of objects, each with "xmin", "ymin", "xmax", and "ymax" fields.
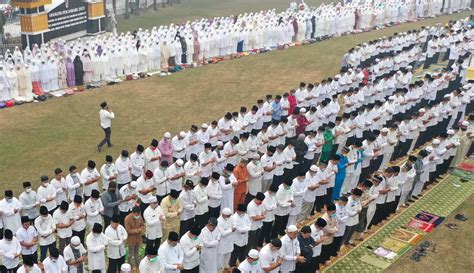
[
  {"xmin": 117, "ymin": 0, "xmax": 325, "ymax": 33},
  {"xmin": 0, "ymin": 7, "xmax": 469, "ymax": 194}
]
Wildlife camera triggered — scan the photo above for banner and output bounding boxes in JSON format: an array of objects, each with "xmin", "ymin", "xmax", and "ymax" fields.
[{"xmin": 44, "ymin": 0, "xmax": 88, "ymax": 41}]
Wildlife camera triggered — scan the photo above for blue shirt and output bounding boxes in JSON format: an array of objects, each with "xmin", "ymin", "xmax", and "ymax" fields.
[{"xmin": 272, "ymin": 101, "xmax": 282, "ymax": 121}]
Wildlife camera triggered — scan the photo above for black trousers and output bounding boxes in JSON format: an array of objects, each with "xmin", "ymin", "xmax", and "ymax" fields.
[
  {"xmin": 40, "ymin": 242, "xmax": 57, "ymax": 261},
  {"xmin": 146, "ymin": 237, "xmax": 161, "ymax": 249},
  {"xmin": 104, "ymin": 215, "xmax": 112, "ymax": 228},
  {"xmin": 108, "ymin": 256, "xmax": 125, "ymax": 273},
  {"xmin": 272, "ymin": 215, "xmax": 289, "ymax": 238},
  {"xmin": 259, "ymin": 221, "xmax": 274, "ymax": 247},
  {"xmin": 195, "ymin": 212, "xmax": 209, "ymax": 229},
  {"xmin": 332, "ymin": 236, "xmax": 344, "ymax": 255},
  {"xmin": 22, "ymin": 252, "xmax": 38, "ymax": 264},
  {"xmin": 119, "ymin": 210, "xmax": 129, "ymax": 226},
  {"xmin": 98, "ymin": 127, "xmax": 112, "ymax": 148},
  {"xmin": 343, "ymin": 225, "xmax": 357, "ymax": 245},
  {"xmin": 180, "ymin": 218, "xmax": 194, "ymax": 237},
  {"xmin": 315, "ymin": 195, "xmax": 325, "ymax": 212},
  {"xmin": 208, "ymin": 206, "xmax": 221, "ymax": 219},
  {"xmin": 247, "ymin": 228, "xmax": 261, "ymax": 251},
  {"xmin": 229, "ymin": 244, "xmax": 247, "ymax": 267},
  {"xmin": 72, "ymin": 229, "xmax": 86, "ymax": 243},
  {"xmin": 320, "ymin": 244, "xmax": 332, "ymax": 263}
]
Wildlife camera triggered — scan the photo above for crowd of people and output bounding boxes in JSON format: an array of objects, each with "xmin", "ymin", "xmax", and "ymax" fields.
[
  {"xmin": 0, "ymin": 13, "xmax": 473, "ymax": 272},
  {"xmin": 0, "ymin": 0, "xmax": 472, "ymax": 104}
]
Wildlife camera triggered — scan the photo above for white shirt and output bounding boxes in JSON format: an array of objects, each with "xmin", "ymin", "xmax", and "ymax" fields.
[
  {"xmin": 100, "ymin": 163, "xmax": 118, "ymax": 191},
  {"xmin": 280, "ymin": 234, "xmax": 300, "ymax": 271},
  {"xmin": 115, "ymin": 157, "xmax": 132, "ymax": 184},
  {"xmin": 99, "ymin": 109, "xmax": 114, "ymax": 128},
  {"xmin": 86, "ymin": 232, "xmax": 108, "ymax": 271},
  {"xmin": 42, "ymin": 256, "xmax": 68, "ymax": 273},
  {"xmin": 259, "ymin": 243, "xmax": 281, "ymax": 273},
  {"xmin": 180, "ymin": 233, "xmax": 203, "ymax": 270},
  {"xmin": 16, "ymin": 226, "xmax": 38, "ymax": 255},
  {"xmin": 247, "ymin": 161, "xmax": 263, "ymax": 195},
  {"xmin": 68, "ymin": 203, "xmax": 86, "ymax": 232},
  {"xmin": 63, "ymin": 244, "xmax": 87, "ymax": 273},
  {"xmin": 207, "ymin": 180, "xmax": 222, "ymax": 208},
  {"xmin": 217, "ymin": 215, "xmax": 234, "ymax": 254},
  {"xmin": 52, "ymin": 209, "xmax": 73, "ymax": 238},
  {"xmin": 37, "ymin": 184, "xmax": 57, "ymax": 211},
  {"xmin": 247, "ymin": 200, "xmax": 265, "ymax": 230},
  {"xmin": 139, "ymin": 256, "xmax": 163, "ymax": 273},
  {"xmin": 230, "ymin": 213, "xmax": 251, "ymax": 247},
  {"xmin": 158, "ymin": 241, "xmax": 184, "ymax": 273},
  {"xmin": 81, "ymin": 168, "xmax": 101, "ymax": 196},
  {"xmin": 144, "ymin": 205, "xmax": 165, "ymax": 239},
  {"xmin": 238, "ymin": 259, "xmax": 264, "ymax": 273},
  {"xmin": 310, "ymin": 225, "xmax": 323, "ymax": 257},
  {"xmin": 118, "ymin": 185, "xmax": 138, "ymax": 212},
  {"xmin": 145, "ymin": 147, "xmax": 161, "ymax": 173},
  {"xmin": 130, "ymin": 151, "xmax": 145, "ymax": 178},
  {"xmin": 179, "ymin": 189, "xmax": 196, "ymax": 221},
  {"xmin": 137, "ymin": 176, "xmax": 154, "ymax": 203},
  {"xmin": 104, "ymin": 224, "xmax": 128, "ymax": 259},
  {"xmin": 0, "ymin": 237, "xmax": 21, "ymax": 269},
  {"xmin": 84, "ymin": 198, "xmax": 104, "ymax": 227},
  {"xmin": 51, "ymin": 177, "xmax": 68, "ymax": 206},
  {"xmin": 194, "ymin": 184, "xmax": 209, "ymax": 215},
  {"xmin": 34, "ymin": 215, "xmax": 56, "ymax": 246},
  {"xmin": 66, "ymin": 173, "xmax": 84, "ymax": 201},
  {"xmin": 275, "ymin": 184, "xmax": 293, "ymax": 216}
]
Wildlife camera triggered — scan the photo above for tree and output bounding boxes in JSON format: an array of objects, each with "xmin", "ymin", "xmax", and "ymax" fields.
[{"xmin": 124, "ymin": 0, "xmax": 130, "ymax": 19}]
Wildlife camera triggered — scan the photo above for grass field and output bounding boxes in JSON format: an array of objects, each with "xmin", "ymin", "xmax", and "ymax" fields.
[
  {"xmin": 0, "ymin": 5, "xmax": 470, "ymax": 193},
  {"xmin": 386, "ymin": 195, "xmax": 474, "ymax": 273},
  {"xmin": 116, "ymin": 0, "xmax": 325, "ymax": 33}
]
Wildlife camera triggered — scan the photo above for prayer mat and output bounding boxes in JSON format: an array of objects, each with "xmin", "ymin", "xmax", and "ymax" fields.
[
  {"xmin": 380, "ymin": 237, "xmax": 410, "ymax": 253},
  {"xmin": 451, "ymin": 168, "xmax": 474, "ymax": 180},
  {"xmin": 407, "ymin": 218, "xmax": 435, "ymax": 233},
  {"xmin": 456, "ymin": 162, "xmax": 474, "ymax": 172},
  {"xmin": 359, "ymin": 255, "xmax": 392, "ymax": 270},
  {"xmin": 415, "ymin": 211, "xmax": 444, "ymax": 226},
  {"xmin": 390, "ymin": 228, "xmax": 424, "ymax": 244}
]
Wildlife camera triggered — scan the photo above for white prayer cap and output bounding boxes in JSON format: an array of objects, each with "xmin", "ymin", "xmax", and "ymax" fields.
[
  {"xmin": 120, "ymin": 264, "xmax": 132, "ymax": 272},
  {"xmin": 396, "ymin": 71, "xmax": 402, "ymax": 75},
  {"xmin": 388, "ymin": 96, "xmax": 395, "ymax": 101},
  {"xmin": 71, "ymin": 236, "xmax": 81, "ymax": 245},
  {"xmin": 407, "ymin": 65, "xmax": 413, "ymax": 69},
  {"xmin": 176, "ymin": 159, "xmax": 184, "ymax": 166},
  {"xmin": 248, "ymin": 249, "xmax": 259, "ymax": 259},
  {"xmin": 443, "ymin": 94, "xmax": 450, "ymax": 98},
  {"xmin": 201, "ymin": 123, "xmax": 209, "ymax": 129},
  {"xmin": 381, "ymin": 128, "xmax": 389, "ymax": 133},
  {"xmin": 375, "ymin": 58, "xmax": 380, "ymax": 62},
  {"xmin": 462, "ymin": 84, "xmax": 471, "ymax": 90},
  {"xmin": 300, "ymin": 108, "xmax": 307, "ymax": 113},
  {"xmin": 164, "ymin": 132, "xmax": 171, "ymax": 138},
  {"xmin": 222, "ymin": 207, "xmax": 232, "ymax": 215},
  {"xmin": 149, "ymin": 196, "xmax": 159, "ymax": 203},
  {"xmin": 348, "ymin": 68, "xmax": 353, "ymax": 72},
  {"xmin": 426, "ymin": 146, "xmax": 434, "ymax": 152},
  {"xmin": 432, "ymin": 139, "xmax": 441, "ymax": 145},
  {"xmin": 462, "ymin": 121, "xmax": 469, "ymax": 126},
  {"xmin": 447, "ymin": 129, "xmax": 455, "ymax": 135},
  {"xmin": 310, "ymin": 165, "xmax": 319, "ymax": 172},
  {"xmin": 419, "ymin": 108, "xmax": 426, "ymax": 113},
  {"xmin": 217, "ymin": 141, "xmax": 224, "ymax": 147},
  {"xmin": 335, "ymin": 74, "xmax": 341, "ymax": 79},
  {"xmin": 287, "ymin": 225, "xmax": 298, "ymax": 233},
  {"xmin": 130, "ymin": 181, "xmax": 138, "ymax": 188},
  {"xmin": 179, "ymin": 131, "xmax": 186, "ymax": 137}
]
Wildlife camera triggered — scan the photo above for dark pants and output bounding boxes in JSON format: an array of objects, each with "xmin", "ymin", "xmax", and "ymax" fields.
[
  {"xmin": 104, "ymin": 215, "xmax": 112, "ymax": 228},
  {"xmin": 140, "ymin": 202, "xmax": 149, "ymax": 215},
  {"xmin": 320, "ymin": 244, "xmax": 332, "ymax": 263},
  {"xmin": 98, "ymin": 127, "xmax": 112, "ymax": 148},
  {"xmin": 315, "ymin": 195, "xmax": 325, "ymax": 212},
  {"xmin": 157, "ymin": 194, "xmax": 167, "ymax": 205},
  {"xmin": 272, "ymin": 215, "xmax": 289, "ymax": 238},
  {"xmin": 343, "ymin": 225, "xmax": 357, "ymax": 245},
  {"xmin": 259, "ymin": 221, "xmax": 274, "ymax": 247},
  {"xmin": 195, "ymin": 212, "xmax": 209, "ymax": 229},
  {"xmin": 5, "ymin": 266, "xmax": 18, "ymax": 273},
  {"xmin": 146, "ymin": 237, "xmax": 161, "ymax": 249},
  {"xmin": 332, "ymin": 236, "xmax": 344, "ymax": 255},
  {"xmin": 58, "ymin": 237, "xmax": 71, "ymax": 254},
  {"xmin": 229, "ymin": 244, "xmax": 247, "ymax": 267},
  {"xmin": 72, "ymin": 229, "xmax": 86, "ymax": 244},
  {"xmin": 247, "ymin": 228, "xmax": 261, "ymax": 252},
  {"xmin": 119, "ymin": 210, "xmax": 129, "ymax": 226},
  {"xmin": 40, "ymin": 242, "xmax": 57, "ymax": 261},
  {"xmin": 108, "ymin": 256, "xmax": 125, "ymax": 273},
  {"xmin": 311, "ymin": 255, "xmax": 321, "ymax": 272},
  {"xmin": 208, "ymin": 206, "xmax": 221, "ymax": 219},
  {"xmin": 180, "ymin": 218, "xmax": 194, "ymax": 237},
  {"xmin": 21, "ymin": 252, "xmax": 38, "ymax": 264}
]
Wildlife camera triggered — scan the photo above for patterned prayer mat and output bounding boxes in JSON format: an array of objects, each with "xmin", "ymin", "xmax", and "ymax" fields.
[{"xmin": 324, "ymin": 170, "xmax": 474, "ymax": 273}]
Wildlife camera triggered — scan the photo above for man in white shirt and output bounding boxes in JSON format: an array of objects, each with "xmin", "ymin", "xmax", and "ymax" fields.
[
  {"xmin": 180, "ymin": 226, "xmax": 202, "ymax": 272},
  {"xmin": 0, "ymin": 229, "xmax": 22, "ymax": 272},
  {"xmin": 16, "ymin": 216, "xmax": 38, "ymax": 262},
  {"xmin": 100, "ymin": 155, "xmax": 118, "ymax": 191},
  {"xmin": 145, "ymin": 139, "xmax": 162, "ymax": 174},
  {"xmin": 158, "ymin": 231, "xmax": 184, "ymax": 273},
  {"xmin": 37, "ymin": 175, "xmax": 57, "ymax": 214},
  {"xmin": 118, "ymin": 181, "xmax": 138, "ymax": 224},
  {"xmin": 16, "ymin": 256, "xmax": 41, "ymax": 273},
  {"xmin": 81, "ymin": 160, "xmax": 101, "ymax": 201},
  {"xmin": 139, "ymin": 246, "xmax": 163, "ymax": 273},
  {"xmin": 208, "ymin": 172, "xmax": 223, "ymax": 218},
  {"xmin": 19, "ymin": 182, "xmax": 40, "ymax": 222},
  {"xmin": 168, "ymin": 159, "xmax": 186, "ymax": 192},
  {"xmin": 259, "ymin": 238, "xmax": 283, "ymax": 273},
  {"xmin": 199, "ymin": 217, "xmax": 221, "ymax": 273},
  {"xmin": 104, "ymin": 215, "xmax": 128, "ymax": 273},
  {"xmin": 34, "ymin": 206, "xmax": 56, "ymax": 261},
  {"xmin": 42, "ymin": 247, "xmax": 67, "ymax": 273},
  {"xmin": 194, "ymin": 177, "xmax": 210, "ymax": 229},
  {"xmin": 63, "ymin": 236, "xmax": 87, "ymax": 273},
  {"xmin": 179, "ymin": 180, "xmax": 196, "ymax": 237},
  {"xmin": 310, "ymin": 218, "xmax": 327, "ymax": 272},
  {"xmin": 247, "ymin": 155, "xmax": 263, "ymax": 202},
  {"xmin": 52, "ymin": 201, "xmax": 74, "ymax": 253},
  {"xmin": 97, "ymin": 101, "xmax": 115, "ymax": 152},
  {"xmin": 238, "ymin": 249, "xmax": 264, "ymax": 273},
  {"xmin": 130, "ymin": 144, "xmax": 145, "ymax": 181},
  {"xmin": 280, "ymin": 225, "xmax": 304, "ymax": 273},
  {"xmin": 66, "ymin": 166, "xmax": 84, "ymax": 202},
  {"xmin": 51, "ymin": 168, "xmax": 68, "ymax": 207},
  {"xmin": 246, "ymin": 192, "xmax": 266, "ymax": 252},
  {"xmin": 137, "ymin": 170, "xmax": 155, "ymax": 213},
  {"xmin": 229, "ymin": 204, "xmax": 251, "ymax": 268},
  {"xmin": 115, "ymin": 150, "xmax": 132, "ymax": 188},
  {"xmin": 69, "ymin": 195, "xmax": 86, "ymax": 243},
  {"xmin": 84, "ymin": 190, "xmax": 104, "ymax": 230},
  {"xmin": 86, "ymin": 223, "xmax": 108, "ymax": 272},
  {"xmin": 143, "ymin": 196, "xmax": 165, "ymax": 249},
  {"xmin": 273, "ymin": 180, "xmax": 294, "ymax": 238},
  {"xmin": 342, "ymin": 188, "xmax": 363, "ymax": 247}
]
